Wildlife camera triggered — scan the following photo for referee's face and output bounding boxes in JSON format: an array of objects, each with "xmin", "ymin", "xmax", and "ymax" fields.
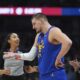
[{"xmin": 8, "ymin": 33, "xmax": 20, "ymax": 48}]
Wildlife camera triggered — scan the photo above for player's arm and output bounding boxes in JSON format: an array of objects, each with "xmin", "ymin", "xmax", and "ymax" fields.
[
  {"xmin": 51, "ymin": 27, "xmax": 72, "ymax": 60},
  {"xmin": 16, "ymin": 34, "xmax": 39, "ymax": 61},
  {"xmin": 3, "ymin": 34, "xmax": 39, "ymax": 61}
]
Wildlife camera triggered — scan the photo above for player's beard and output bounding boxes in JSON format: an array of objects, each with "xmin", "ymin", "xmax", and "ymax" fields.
[{"xmin": 36, "ymin": 28, "xmax": 41, "ymax": 33}]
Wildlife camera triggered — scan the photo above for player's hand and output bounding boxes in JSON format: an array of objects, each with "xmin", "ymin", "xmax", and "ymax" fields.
[
  {"xmin": 15, "ymin": 54, "xmax": 21, "ymax": 60},
  {"xmin": 55, "ymin": 59, "xmax": 64, "ymax": 69}
]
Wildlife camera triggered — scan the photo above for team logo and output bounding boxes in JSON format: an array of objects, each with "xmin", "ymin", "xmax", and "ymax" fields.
[{"xmin": 38, "ymin": 40, "xmax": 44, "ymax": 58}]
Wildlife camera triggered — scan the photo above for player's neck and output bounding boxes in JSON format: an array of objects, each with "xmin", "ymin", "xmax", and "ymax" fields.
[{"xmin": 42, "ymin": 23, "xmax": 51, "ymax": 34}]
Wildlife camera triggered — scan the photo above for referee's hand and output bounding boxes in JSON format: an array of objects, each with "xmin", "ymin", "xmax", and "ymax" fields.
[
  {"xmin": 0, "ymin": 69, "xmax": 10, "ymax": 75},
  {"xmin": 4, "ymin": 69, "xmax": 10, "ymax": 75}
]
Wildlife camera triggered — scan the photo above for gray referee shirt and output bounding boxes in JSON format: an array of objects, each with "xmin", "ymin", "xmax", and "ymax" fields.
[{"xmin": 4, "ymin": 51, "xmax": 24, "ymax": 76}]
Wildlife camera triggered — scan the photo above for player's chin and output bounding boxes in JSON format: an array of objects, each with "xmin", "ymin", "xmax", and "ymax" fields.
[{"xmin": 36, "ymin": 30, "xmax": 40, "ymax": 33}]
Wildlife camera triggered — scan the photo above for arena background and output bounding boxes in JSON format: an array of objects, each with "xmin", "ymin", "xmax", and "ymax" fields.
[{"xmin": 0, "ymin": 0, "xmax": 80, "ymax": 80}]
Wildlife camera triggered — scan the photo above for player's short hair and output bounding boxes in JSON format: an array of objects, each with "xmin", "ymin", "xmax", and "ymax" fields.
[{"xmin": 32, "ymin": 13, "xmax": 48, "ymax": 21}]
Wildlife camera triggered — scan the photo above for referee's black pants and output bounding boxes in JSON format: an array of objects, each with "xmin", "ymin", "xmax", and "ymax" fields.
[{"xmin": 2, "ymin": 74, "xmax": 25, "ymax": 80}]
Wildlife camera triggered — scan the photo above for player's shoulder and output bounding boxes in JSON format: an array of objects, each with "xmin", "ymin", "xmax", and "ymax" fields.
[
  {"xmin": 51, "ymin": 26, "xmax": 61, "ymax": 32},
  {"xmin": 50, "ymin": 26, "xmax": 62, "ymax": 34}
]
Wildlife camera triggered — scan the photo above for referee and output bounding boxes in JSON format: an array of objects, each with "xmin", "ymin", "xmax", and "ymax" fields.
[{"xmin": 2, "ymin": 33, "xmax": 25, "ymax": 80}]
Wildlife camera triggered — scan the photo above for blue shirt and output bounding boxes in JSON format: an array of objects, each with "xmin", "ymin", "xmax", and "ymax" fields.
[{"xmin": 37, "ymin": 27, "xmax": 64, "ymax": 75}]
